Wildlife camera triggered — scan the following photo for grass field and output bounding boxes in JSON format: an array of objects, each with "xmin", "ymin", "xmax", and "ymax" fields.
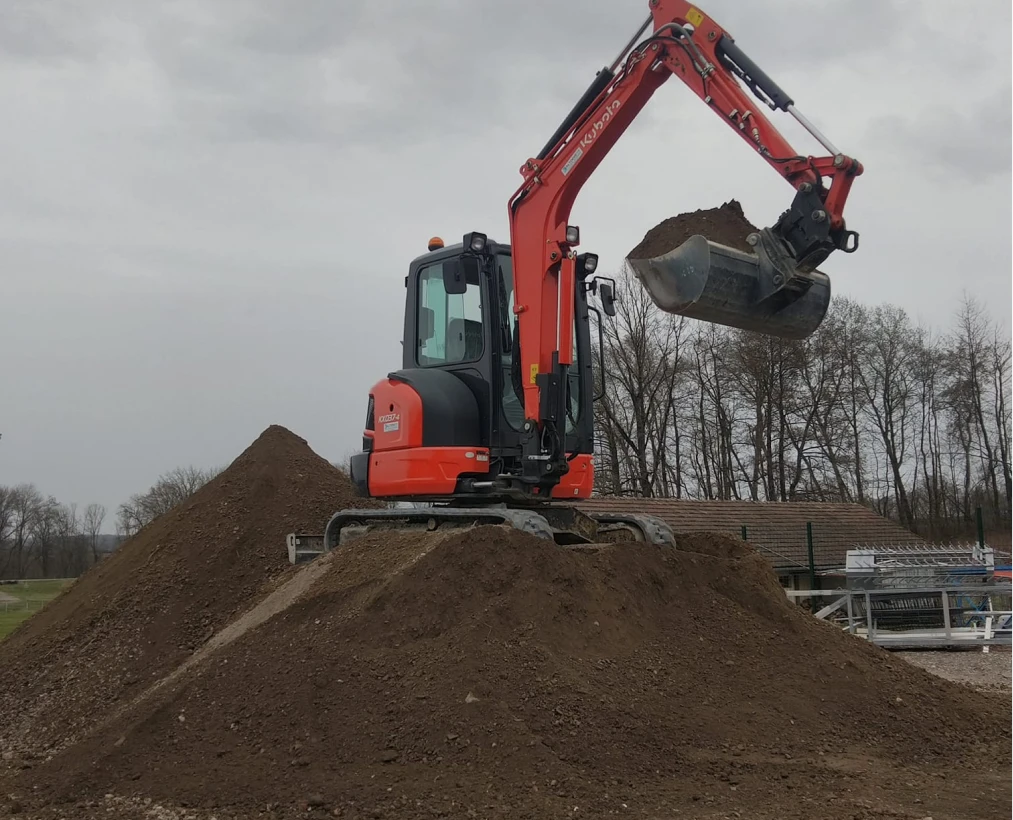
[{"xmin": 0, "ymin": 579, "xmax": 72, "ymax": 641}]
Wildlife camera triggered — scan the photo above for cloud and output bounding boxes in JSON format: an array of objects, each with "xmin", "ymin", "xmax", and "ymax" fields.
[
  {"xmin": 865, "ymin": 83, "xmax": 1012, "ymax": 185},
  {"xmin": 0, "ymin": 2, "xmax": 105, "ymax": 63}
]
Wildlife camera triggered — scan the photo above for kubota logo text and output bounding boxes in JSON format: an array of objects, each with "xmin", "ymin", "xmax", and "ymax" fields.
[
  {"xmin": 579, "ymin": 99, "xmax": 621, "ymax": 147},
  {"xmin": 561, "ymin": 99, "xmax": 621, "ymax": 177}
]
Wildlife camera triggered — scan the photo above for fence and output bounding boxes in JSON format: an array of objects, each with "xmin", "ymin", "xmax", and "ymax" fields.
[
  {"xmin": 0, "ymin": 578, "xmax": 74, "ymax": 616},
  {"xmin": 0, "ymin": 597, "xmax": 51, "ymax": 614}
]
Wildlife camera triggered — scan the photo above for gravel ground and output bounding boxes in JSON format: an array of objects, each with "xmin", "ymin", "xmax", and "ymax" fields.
[{"xmin": 898, "ymin": 648, "xmax": 1011, "ymax": 695}]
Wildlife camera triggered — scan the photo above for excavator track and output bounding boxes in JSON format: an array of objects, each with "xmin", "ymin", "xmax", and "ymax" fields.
[{"xmin": 286, "ymin": 505, "xmax": 676, "ymax": 564}]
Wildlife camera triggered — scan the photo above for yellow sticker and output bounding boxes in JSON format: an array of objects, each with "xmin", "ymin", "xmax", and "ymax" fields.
[
  {"xmin": 686, "ymin": 7, "xmax": 704, "ymax": 26},
  {"xmin": 529, "ymin": 364, "xmax": 539, "ymax": 384}
]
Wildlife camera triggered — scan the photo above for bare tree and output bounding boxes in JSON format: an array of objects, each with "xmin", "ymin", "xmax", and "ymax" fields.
[
  {"xmin": 83, "ymin": 503, "xmax": 107, "ymax": 563},
  {"xmin": 594, "ymin": 272, "xmax": 683, "ymax": 497},
  {"xmin": 992, "ymin": 332, "xmax": 1012, "ymax": 511},
  {"xmin": 582, "ymin": 265, "xmax": 1010, "ymax": 536},
  {"xmin": 54, "ymin": 503, "xmax": 89, "ymax": 577},
  {"xmin": 947, "ymin": 295, "xmax": 1005, "ymax": 517},
  {"xmin": 0, "ymin": 486, "xmax": 15, "ymax": 576},
  {"xmin": 30, "ymin": 497, "xmax": 62, "ymax": 578},
  {"xmin": 116, "ymin": 465, "xmax": 223, "ymax": 537},
  {"xmin": 856, "ymin": 305, "xmax": 917, "ymax": 528},
  {"xmin": 6, "ymin": 484, "xmax": 45, "ymax": 579}
]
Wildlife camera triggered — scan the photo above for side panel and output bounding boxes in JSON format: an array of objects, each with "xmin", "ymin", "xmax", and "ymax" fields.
[
  {"xmin": 356, "ymin": 369, "xmax": 486, "ymax": 499},
  {"xmin": 550, "ymin": 454, "xmax": 594, "ymax": 499},
  {"xmin": 368, "ymin": 446, "xmax": 490, "ymax": 497},
  {"xmin": 369, "ymin": 379, "xmax": 424, "ymax": 451}
]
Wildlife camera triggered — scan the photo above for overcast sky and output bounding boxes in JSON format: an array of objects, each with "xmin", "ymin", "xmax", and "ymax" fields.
[{"xmin": 2, "ymin": 0, "xmax": 1010, "ymax": 530}]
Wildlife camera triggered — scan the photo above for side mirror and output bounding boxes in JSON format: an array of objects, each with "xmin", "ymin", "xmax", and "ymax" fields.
[
  {"xmin": 599, "ymin": 283, "xmax": 616, "ymax": 317},
  {"xmin": 443, "ymin": 255, "xmax": 481, "ymax": 295},
  {"xmin": 442, "ymin": 259, "xmax": 468, "ymax": 295}
]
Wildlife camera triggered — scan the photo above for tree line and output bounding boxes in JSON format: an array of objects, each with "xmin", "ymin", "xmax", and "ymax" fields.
[
  {"xmin": 591, "ymin": 270, "xmax": 1011, "ymax": 542},
  {"xmin": 114, "ymin": 465, "xmax": 223, "ymax": 537},
  {"xmin": 0, "ymin": 465, "xmax": 224, "ymax": 580},
  {"xmin": 5, "ymin": 280, "xmax": 1008, "ymax": 576},
  {"xmin": 0, "ymin": 487, "xmax": 108, "ymax": 579}
]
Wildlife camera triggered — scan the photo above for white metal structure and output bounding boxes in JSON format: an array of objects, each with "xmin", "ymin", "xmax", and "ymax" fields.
[{"xmin": 786, "ymin": 585, "xmax": 1012, "ymax": 649}]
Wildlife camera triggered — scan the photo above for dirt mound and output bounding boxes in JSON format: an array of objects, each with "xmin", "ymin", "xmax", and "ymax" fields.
[
  {"xmin": 627, "ymin": 199, "xmax": 759, "ymax": 259},
  {"xmin": 0, "ymin": 425, "xmax": 378, "ymax": 758},
  {"xmin": 21, "ymin": 527, "xmax": 1010, "ymax": 820}
]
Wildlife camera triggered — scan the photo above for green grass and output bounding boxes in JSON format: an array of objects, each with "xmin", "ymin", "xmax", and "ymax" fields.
[{"xmin": 0, "ymin": 579, "xmax": 72, "ymax": 641}]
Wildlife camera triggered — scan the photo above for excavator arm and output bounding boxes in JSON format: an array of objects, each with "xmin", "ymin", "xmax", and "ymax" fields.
[{"xmin": 505, "ymin": 0, "xmax": 863, "ymax": 490}]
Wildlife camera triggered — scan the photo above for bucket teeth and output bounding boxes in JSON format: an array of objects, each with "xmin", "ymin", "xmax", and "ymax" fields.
[{"xmin": 627, "ymin": 229, "xmax": 831, "ymax": 340}]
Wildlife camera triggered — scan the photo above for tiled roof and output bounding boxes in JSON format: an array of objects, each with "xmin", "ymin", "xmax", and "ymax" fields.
[{"xmin": 572, "ymin": 498, "xmax": 926, "ymax": 570}]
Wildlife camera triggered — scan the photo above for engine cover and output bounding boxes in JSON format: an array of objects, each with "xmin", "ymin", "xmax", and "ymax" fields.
[{"xmin": 354, "ymin": 369, "xmax": 485, "ymax": 499}]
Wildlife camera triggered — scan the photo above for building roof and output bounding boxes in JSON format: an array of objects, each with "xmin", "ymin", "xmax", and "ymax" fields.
[{"xmin": 573, "ymin": 498, "xmax": 927, "ymax": 571}]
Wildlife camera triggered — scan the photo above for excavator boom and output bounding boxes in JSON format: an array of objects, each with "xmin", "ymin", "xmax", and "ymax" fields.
[{"xmin": 506, "ymin": 0, "xmax": 862, "ymax": 493}]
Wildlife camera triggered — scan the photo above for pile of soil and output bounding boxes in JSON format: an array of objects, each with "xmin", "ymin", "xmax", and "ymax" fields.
[
  {"xmin": 0, "ymin": 425, "xmax": 377, "ymax": 758},
  {"xmin": 11, "ymin": 526, "xmax": 1009, "ymax": 819},
  {"xmin": 627, "ymin": 199, "xmax": 759, "ymax": 259}
]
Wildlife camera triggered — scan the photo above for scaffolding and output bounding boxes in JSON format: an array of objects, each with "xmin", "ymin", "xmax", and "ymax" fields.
[
  {"xmin": 845, "ymin": 543, "xmax": 996, "ymax": 589},
  {"xmin": 784, "ymin": 543, "xmax": 1012, "ymax": 648}
]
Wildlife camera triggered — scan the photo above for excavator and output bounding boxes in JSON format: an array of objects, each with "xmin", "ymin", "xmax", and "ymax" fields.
[{"xmin": 287, "ymin": 0, "xmax": 863, "ymax": 563}]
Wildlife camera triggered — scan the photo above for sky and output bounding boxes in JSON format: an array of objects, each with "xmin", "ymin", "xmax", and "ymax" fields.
[{"xmin": 2, "ymin": 0, "xmax": 1011, "ymax": 531}]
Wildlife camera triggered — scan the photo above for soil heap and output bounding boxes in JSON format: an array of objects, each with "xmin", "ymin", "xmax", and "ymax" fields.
[
  {"xmin": 11, "ymin": 524, "xmax": 1009, "ymax": 820},
  {"xmin": 628, "ymin": 199, "xmax": 759, "ymax": 259},
  {"xmin": 0, "ymin": 425, "xmax": 377, "ymax": 758}
]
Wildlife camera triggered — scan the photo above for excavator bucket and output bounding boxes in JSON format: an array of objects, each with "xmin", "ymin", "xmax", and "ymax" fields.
[{"xmin": 627, "ymin": 231, "xmax": 831, "ymax": 340}]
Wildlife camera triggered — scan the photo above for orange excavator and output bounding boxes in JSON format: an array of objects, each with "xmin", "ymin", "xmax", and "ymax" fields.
[{"xmin": 290, "ymin": 0, "xmax": 863, "ymax": 560}]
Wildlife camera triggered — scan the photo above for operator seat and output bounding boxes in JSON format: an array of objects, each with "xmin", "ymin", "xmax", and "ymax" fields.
[{"xmin": 446, "ymin": 318, "xmax": 483, "ymax": 362}]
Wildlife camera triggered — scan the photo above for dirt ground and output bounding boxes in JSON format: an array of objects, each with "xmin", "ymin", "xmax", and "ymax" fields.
[
  {"xmin": 899, "ymin": 649, "xmax": 1011, "ymax": 695},
  {"xmin": 0, "ymin": 426, "xmax": 380, "ymax": 760},
  {"xmin": 1, "ymin": 438, "xmax": 1009, "ymax": 820}
]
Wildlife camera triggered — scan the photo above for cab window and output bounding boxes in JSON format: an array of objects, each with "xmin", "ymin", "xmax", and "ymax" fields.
[{"xmin": 417, "ymin": 260, "xmax": 484, "ymax": 366}]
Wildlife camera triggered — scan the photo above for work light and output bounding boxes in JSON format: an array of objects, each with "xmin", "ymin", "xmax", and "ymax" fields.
[{"xmin": 464, "ymin": 232, "xmax": 487, "ymax": 253}]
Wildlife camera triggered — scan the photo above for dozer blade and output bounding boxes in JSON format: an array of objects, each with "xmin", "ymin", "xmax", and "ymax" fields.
[{"xmin": 627, "ymin": 229, "xmax": 831, "ymax": 340}]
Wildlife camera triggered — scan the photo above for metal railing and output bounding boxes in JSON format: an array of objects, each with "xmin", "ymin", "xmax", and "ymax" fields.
[{"xmin": 785, "ymin": 585, "xmax": 1012, "ymax": 649}]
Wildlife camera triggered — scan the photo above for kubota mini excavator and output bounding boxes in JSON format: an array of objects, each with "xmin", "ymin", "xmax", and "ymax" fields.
[{"xmin": 287, "ymin": 0, "xmax": 863, "ymax": 562}]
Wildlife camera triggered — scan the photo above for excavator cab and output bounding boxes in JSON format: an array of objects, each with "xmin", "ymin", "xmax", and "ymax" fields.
[
  {"xmin": 310, "ymin": 233, "xmax": 682, "ymax": 554},
  {"xmin": 348, "ymin": 235, "xmax": 599, "ymax": 505}
]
